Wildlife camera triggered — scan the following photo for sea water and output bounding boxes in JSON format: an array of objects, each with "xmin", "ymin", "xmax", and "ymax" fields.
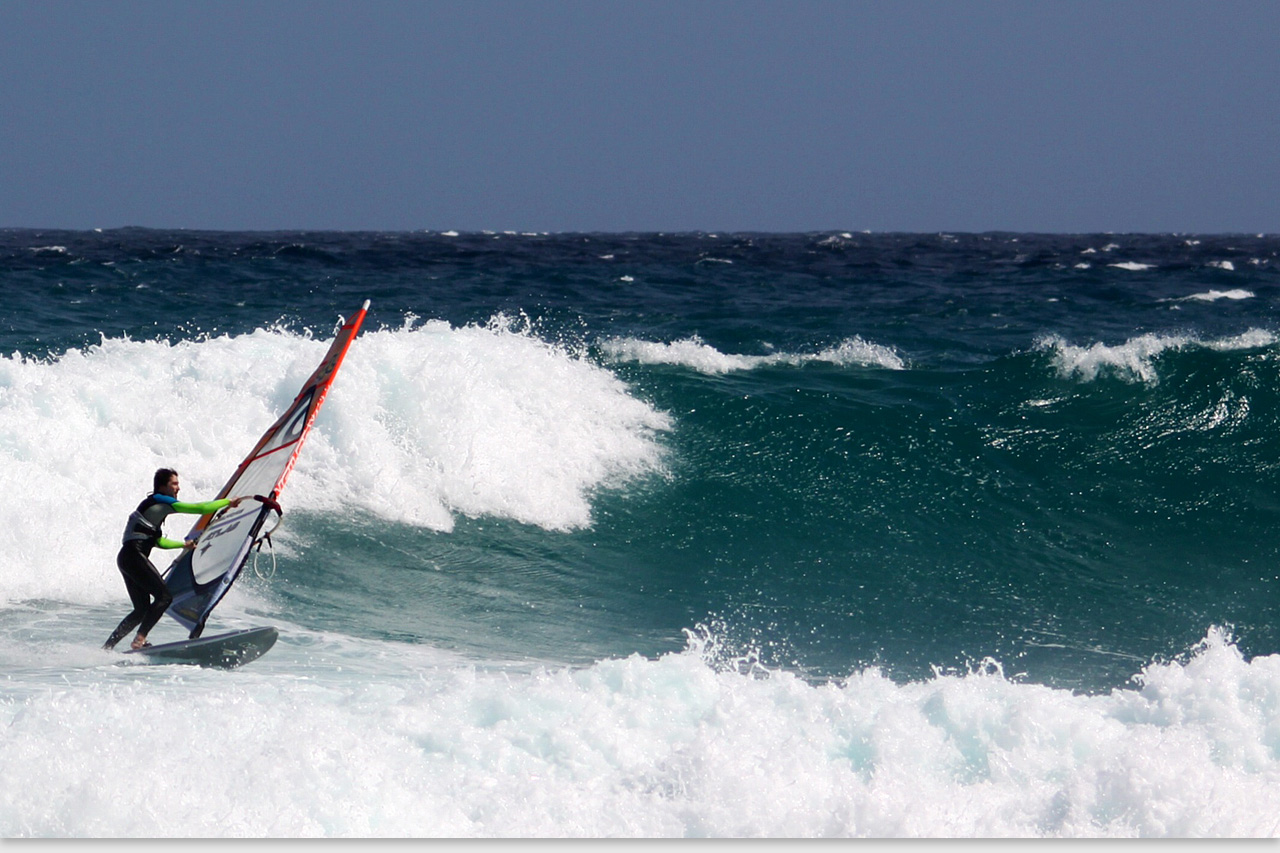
[{"xmin": 1, "ymin": 230, "xmax": 1278, "ymax": 837}]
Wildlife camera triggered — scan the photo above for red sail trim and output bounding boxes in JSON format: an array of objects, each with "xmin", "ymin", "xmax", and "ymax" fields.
[
  {"xmin": 220, "ymin": 305, "xmax": 368, "ymax": 503},
  {"xmin": 187, "ymin": 304, "xmax": 369, "ymax": 536}
]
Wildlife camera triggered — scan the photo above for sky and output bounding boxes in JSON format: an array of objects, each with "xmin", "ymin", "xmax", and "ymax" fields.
[{"xmin": 2, "ymin": 0, "xmax": 1278, "ymax": 234}]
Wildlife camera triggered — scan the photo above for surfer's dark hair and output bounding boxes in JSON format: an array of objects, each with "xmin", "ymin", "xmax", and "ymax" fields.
[{"xmin": 153, "ymin": 468, "xmax": 179, "ymax": 493}]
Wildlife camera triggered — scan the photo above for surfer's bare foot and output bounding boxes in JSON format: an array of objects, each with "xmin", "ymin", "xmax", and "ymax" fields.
[{"xmin": 131, "ymin": 635, "xmax": 149, "ymax": 650}]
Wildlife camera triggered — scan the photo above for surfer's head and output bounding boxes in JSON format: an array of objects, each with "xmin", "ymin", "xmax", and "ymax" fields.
[{"xmin": 154, "ymin": 468, "xmax": 179, "ymax": 497}]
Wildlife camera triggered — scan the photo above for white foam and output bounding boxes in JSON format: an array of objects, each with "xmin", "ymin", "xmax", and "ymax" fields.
[
  {"xmin": 1208, "ymin": 261, "xmax": 1236, "ymax": 271},
  {"xmin": 1108, "ymin": 262, "xmax": 1154, "ymax": 271},
  {"xmin": 0, "ymin": 626, "xmax": 1276, "ymax": 837},
  {"xmin": 1037, "ymin": 329, "xmax": 1276, "ymax": 384},
  {"xmin": 815, "ymin": 338, "xmax": 907, "ymax": 370},
  {"xmin": 1173, "ymin": 289, "xmax": 1254, "ymax": 302},
  {"xmin": 601, "ymin": 335, "xmax": 905, "ymax": 374},
  {"xmin": 0, "ymin": 317, "xmax": 671, "ymax": 604},
  {"xmin": 316, "ymin": 315, "xmax": 671, "ymax": 533}
]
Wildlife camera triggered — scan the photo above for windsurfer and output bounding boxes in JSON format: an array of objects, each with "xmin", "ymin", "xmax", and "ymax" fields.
[{"xmin": 103, "ymin": 468, "xmax": 245, "ymax": 651}]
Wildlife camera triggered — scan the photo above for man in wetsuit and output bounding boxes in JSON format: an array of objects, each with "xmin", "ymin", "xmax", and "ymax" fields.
[{"xmin": 103, "ymin": 468, "xmax": 244, "ymax": 651}]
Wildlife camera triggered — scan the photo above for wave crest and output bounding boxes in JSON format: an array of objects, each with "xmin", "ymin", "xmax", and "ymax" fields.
[
  {"xmin": 1036, "ymin": 330, "xmax": 1276, "ymax": 384},
  {"xmin": 601, "ymin": 335, "xmax": 905, "ymax": 374}
]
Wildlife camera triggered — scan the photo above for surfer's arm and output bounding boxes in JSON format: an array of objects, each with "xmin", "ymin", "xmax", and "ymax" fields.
[
  {"xmin": 155, "ymin": 536, "xmax": 188, "ymax": 549},
  {"xmin": 170, "ymin": 498, "xmax": 233, "ymax": 515}
]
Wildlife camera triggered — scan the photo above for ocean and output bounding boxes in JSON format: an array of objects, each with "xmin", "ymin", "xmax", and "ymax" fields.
[{"xmin": 1, "ymin": 229, "xmax": 1278, "ymax": 837}]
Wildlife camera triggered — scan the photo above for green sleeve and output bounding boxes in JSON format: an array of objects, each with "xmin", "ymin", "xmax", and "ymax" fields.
[
  {"xmin": 156, "ymin": 536, "xmax": 186, "ymax": 550},
  {"xmin": 171, "ymin": 499, "xmax": 232, "ymax": 515}
]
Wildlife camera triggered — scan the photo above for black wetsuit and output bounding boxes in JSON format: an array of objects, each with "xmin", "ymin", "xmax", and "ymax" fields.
[{"xmin": 103, "ymin": 493, "xmax": 229, "ymax": 650}]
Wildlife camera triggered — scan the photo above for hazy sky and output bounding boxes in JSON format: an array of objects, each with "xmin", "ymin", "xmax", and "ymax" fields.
[{"xmin": 3, "ymin": 1, "xmax": 1277, "ymax": 233}]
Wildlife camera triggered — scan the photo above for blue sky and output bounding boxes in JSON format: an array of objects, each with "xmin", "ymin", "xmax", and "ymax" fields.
[{"xmin": 3, "ymin": 0, "xmax": 1277, "ymax": 233}]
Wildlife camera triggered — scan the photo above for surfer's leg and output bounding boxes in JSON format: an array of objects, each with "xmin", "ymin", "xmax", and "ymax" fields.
[
  {"xmin": 111, "ymin": 547, "xmax": 172, "ymax": 649},
  {"xmin": 132, "ymin": 557, "xmax": 173, "ymax": 647},
  {"xmin": 103, "ymin": 550, "xmax": 150, "ymax": 650},
  {"xmin": 103, "ymin": 609, "xmax": 143, "ymax": 650}
]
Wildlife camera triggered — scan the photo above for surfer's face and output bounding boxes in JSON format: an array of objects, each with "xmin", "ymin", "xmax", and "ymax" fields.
[{"xmin": 161, "ymin": 475, "xmax": 180, "ymax": 498}]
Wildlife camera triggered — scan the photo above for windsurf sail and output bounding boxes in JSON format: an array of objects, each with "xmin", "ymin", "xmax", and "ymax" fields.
[{"xmin": 164, "ymin": 300, "xmax": 369, "ymax": 638}]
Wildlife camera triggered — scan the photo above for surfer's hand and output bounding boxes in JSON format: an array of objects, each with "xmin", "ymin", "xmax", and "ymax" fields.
[
  {"xmin": 228, "ymin": 497, "xmax": 245, "ymax": 508},
  {"xmin": 183, "ymin": 539, "xmax": 198, "ymax": 549}
]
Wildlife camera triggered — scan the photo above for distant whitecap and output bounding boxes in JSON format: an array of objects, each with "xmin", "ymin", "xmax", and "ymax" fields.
[
  {"xmin": 1172, "ymin": 289, "xmax": 1254, "ymax": 302},
  {"xmin": 601, "ymin": 335, "xmax": 905, "ymax": 374}
]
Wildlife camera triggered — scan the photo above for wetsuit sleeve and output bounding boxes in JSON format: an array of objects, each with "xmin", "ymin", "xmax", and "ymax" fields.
[
  {"xmin": 156, "ymin": 536, "xmax": 187, "ymax": 549},
  {"xmin": 171, "ymin": 499, "xmax": 232, "ymax": 515}
]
